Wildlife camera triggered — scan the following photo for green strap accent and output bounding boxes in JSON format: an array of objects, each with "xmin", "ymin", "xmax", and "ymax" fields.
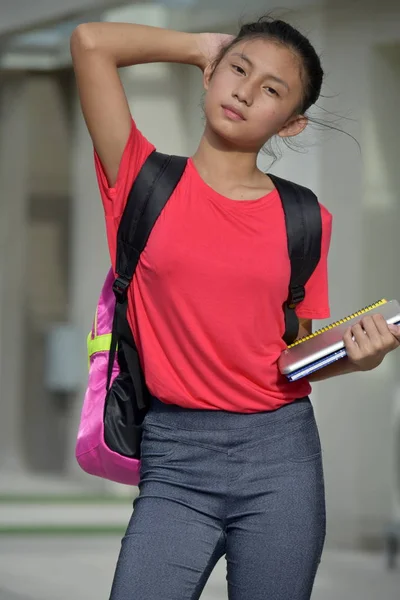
[
  {"xmin": 87, "ymin": 332, "xmax": 112, "ymax": 370},
  {"xmin": 88, "ymin": 333, "xmax": 112, "ymax": 357}
]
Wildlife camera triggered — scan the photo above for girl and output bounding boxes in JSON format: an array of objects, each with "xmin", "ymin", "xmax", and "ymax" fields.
[{"xmin": 71, "ymin": 16, "xmax": 400, "ymax": 600}]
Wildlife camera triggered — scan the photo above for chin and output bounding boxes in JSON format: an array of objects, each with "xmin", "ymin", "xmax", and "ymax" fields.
[
  {"xmin": 210, "ymin": 120, "xmax": 259, "ymax": 151},
  {"xmin": 205, "ymin": 112, "xmax": 242, "ymax": 144}
]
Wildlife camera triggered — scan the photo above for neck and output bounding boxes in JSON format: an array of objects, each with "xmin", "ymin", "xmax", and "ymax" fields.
[{"xmin": 192, "ymin": 125, "xmax": 261, "ymax": 185}]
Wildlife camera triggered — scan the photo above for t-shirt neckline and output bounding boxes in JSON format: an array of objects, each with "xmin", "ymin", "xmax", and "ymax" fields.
[{"xmin": 187, "ymin": 158, "xmax": 278, "ymax": 209}]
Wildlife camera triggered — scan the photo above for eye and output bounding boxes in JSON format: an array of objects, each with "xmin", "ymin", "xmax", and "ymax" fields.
[
  {"xmin": 232, "ymin": 64, "xmax": 246, "ymax": 75},
  {"xmin": 264, "ymin": 86, "xmax": 279, "ymax": 97}
]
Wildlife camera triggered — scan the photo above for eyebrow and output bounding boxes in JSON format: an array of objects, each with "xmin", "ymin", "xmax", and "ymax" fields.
[{"xmin": 231, "ymin": 52, "xmax": 290, "ymax": 91}]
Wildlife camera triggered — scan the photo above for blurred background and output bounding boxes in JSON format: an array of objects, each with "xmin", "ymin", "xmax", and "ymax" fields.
[{"xmin": 0, "ymin": 0, "xmax": 400, "ymax": 598}]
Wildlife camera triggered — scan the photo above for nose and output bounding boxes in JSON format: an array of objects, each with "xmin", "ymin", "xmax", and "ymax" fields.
[{"xmin": 232, "ymin": 80, "xmax": 254, "ymax": 106}]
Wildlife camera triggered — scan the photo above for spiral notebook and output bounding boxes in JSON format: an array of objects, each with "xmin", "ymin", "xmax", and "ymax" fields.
[{"xmin": 279, "ymin": 299, "xmax": 400, "ymax": 382}]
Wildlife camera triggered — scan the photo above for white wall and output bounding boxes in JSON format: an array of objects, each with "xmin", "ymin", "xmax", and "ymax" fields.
[{"xmin": 307, "ymin": 1, "xmax": 400, "ymax": 547}]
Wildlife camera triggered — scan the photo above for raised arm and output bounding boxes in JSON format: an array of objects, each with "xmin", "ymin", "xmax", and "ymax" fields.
[{"xmin": 70, "ymin": 23, "xmax": 203, "ymax": 187}]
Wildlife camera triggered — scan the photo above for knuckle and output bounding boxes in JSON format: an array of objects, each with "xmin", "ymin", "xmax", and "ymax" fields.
[
  {"xmin": 347, "ymin": 347, "xmax": 357, "ymax": 359},
  {"xmin": 365, "ymin": 344, "xmax": 377, "ymax": 356}
]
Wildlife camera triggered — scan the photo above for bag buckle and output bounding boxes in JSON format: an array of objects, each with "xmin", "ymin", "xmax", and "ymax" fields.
[
  {"xmin": 112, "ymin": 276, "xmax": 130, "ymax": 302},
  {"xmin": 287, "ymin": 285, "xmax": 305, "ymax": 309}
]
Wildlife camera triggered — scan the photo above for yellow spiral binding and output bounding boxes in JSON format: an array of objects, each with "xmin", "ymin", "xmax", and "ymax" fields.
[{"xmin": 287, "ymin": 299, "xmax": 388, "ymax": 349}]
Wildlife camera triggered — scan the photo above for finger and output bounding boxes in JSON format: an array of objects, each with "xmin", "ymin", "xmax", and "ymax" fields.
[
  {"xmin": 388, "ymin": 323, "xmax": 400, "ymax": 342},
  {"xmin": 351, "ymin": 322, "xmax": 371, "ymax": 351},
  {"xmin": 361, "ymin": 315, "xmax": 384, "ymax": 350},
  {"xmin": 373, "ymin": 314, "xmax": 399, "ymax": 348},
  {"xmin": 343, "ymin": 326, "xmax": 360, "ymax": 360}
]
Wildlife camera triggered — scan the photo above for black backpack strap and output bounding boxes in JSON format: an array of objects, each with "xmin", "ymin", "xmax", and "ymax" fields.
[
  {"xmin": 268, "ymin": 174, "xmax": 322, "ymax": 346},
  {"xmin": 106, "ymin": 151, "xmax": 188, "ymax": 408}
]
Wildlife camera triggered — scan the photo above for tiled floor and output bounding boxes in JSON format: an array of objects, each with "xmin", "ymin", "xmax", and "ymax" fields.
[{"xmin": 0, "ymin": 536, "xmax": 399, "ymax": 599}]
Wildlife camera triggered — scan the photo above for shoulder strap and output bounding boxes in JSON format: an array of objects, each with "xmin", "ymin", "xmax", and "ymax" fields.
[
  {"xmin": 268, "ymin": 174, "xmax": 322, "ymax": 346},
  {"xmin": 114, "ymin": 151, "xmax": 187, "ymax": 294},
  {"xmin": 107, "ymin": 151, "xmax": 188, "ymax": 407}
]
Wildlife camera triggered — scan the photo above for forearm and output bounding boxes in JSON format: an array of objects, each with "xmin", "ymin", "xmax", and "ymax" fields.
[
  {"xmin": 307, "ymin": 357, "xmax": 360, "ymax": 382},
  {"xmin": 71, "ymin": 22, "xmax": 201, "ymax": 69}
]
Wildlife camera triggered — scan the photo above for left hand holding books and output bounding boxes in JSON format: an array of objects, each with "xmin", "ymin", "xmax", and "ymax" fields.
[{"xmin": 344, "ymin": 314, "xmax": 400, "ymax": 372}]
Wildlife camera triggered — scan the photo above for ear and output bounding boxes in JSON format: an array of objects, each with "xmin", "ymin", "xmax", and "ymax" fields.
[
  {"xmin": 203, "ymin": 62, "xmax": 214, "ymax": 91},
  {"xmin": 277, "ymin": 115, "xmax": 308, "ymax": 139}
]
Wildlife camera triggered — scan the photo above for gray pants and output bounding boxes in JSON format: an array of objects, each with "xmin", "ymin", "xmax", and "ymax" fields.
[{"xmin": 110, "ymin": 396, "xmax": 326, "ymax": 599}]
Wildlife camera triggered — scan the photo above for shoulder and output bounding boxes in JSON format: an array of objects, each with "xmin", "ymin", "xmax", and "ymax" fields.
[
  {"xmin": 318, "ymin": 202, "xmax": 333, "ymax": 231},
  {"xmin": 271, "ymin": 175, "xmax": 332, "ymax": 225},
  {"xmin": 293, "ymin": 182, "xmax": 333, "ymax": 229}
]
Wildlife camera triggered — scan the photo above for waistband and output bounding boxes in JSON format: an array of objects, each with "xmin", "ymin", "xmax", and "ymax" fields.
[{"xmin": 145, "ymin": 396, "xmax": 312, "ymax": 432}]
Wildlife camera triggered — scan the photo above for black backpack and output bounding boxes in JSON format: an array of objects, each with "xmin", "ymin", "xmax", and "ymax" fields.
[{"xmin": 104, "ymin": 150, "xmax": 322, "ymax": 460}]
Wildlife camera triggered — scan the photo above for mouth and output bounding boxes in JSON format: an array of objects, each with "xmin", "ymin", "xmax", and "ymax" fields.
[{"xmin": 221, "ymin": 105, "xmax": 246, "ymax": 121}]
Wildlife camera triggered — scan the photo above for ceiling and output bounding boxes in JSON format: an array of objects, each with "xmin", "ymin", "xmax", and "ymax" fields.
[
  {"xmin": 0, "ymin": 0, "xmax": 132, "ymax": 37},
  {"xmin": 0, "ymin": 0, "xmax": 319, "ymax": 70}
]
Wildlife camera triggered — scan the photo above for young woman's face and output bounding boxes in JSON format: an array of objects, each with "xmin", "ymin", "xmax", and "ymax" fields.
[{"xmin": 203, "ymin": 38, "xmax": 307, "ymax": 150}]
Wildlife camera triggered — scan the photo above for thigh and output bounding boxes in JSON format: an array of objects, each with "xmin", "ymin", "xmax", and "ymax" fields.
[
  {"xmin": 109, "ymin": 424, "xmax": 225, "ymax": 600},
  {"xmin": 110, "ymin": 496, "xmax": 224, "ymax": 600},
  {"xmin": 226, "ymin": 414, "xmax": 326, "ymax": 600}
]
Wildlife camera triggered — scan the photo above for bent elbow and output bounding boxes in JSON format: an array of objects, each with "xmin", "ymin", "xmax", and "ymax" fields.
[{"xmin": 70, "ymin": 24, "xmax": 97, "ymax": 58}]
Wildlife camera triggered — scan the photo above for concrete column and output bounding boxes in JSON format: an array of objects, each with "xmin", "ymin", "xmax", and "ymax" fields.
[{"xmin": 0, "ymin": 77, "xmax": 29, "ymax": 474}]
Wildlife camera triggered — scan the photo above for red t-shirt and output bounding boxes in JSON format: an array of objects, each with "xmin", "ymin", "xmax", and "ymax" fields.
[{"xmin": 95, "ymin": 119, "xmax": 332, "ymax": 413}]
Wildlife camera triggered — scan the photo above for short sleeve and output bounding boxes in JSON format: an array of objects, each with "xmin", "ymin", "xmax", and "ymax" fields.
[
  {"xmin": 94, "ymin": 118, "xmax": 155, "ymax": 269},
  {"xmin": 295, "ymin": 204, "xmax": 332, "ymax": 320},
  {"xmin": 94, "ymin": 118, "xmax": 155, "ymax": 218}
]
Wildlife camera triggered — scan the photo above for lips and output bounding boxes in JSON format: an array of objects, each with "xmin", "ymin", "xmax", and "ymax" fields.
[{"xmin": 222, "ymin": 105, "xmax": 245, "ymax": 121}]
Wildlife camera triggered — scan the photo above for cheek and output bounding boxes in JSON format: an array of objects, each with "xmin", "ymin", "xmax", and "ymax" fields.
[
  {"xmin": 203, "ymin": 80, "xmax": 222, "ymax": 115},
  {"xmin": 251, "ymin": 105, "xmax": 280, "ymax": 132},
  {"xmin": 203, "ymin": 90, "xmax": 214, "ymax": 119},
  {"xmin": 205, "ymin": 68, "xmax": 232, "ymax": 99},
  {"xmin": 252, "ymin": 103, "xmax": 292, "ymax": 134},
  {"xmin": 205, "ymin": 74, "xmax": 221, "ymax": 97}
]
